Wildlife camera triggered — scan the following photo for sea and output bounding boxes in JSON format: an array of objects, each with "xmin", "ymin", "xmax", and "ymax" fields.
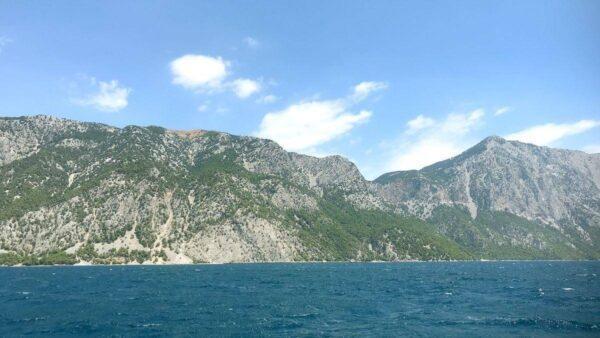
[{"xmin": 0, "ymin": 261, "xmax": 598, "ymax": 336}]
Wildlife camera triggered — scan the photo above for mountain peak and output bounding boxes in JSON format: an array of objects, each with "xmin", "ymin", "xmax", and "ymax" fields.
[
  {"xmin": 1, "ymin": 115, "xmax": 599, "ymax": 263},
  {"xmin": 480, "ymin": 135, "xmax": 505, "ymax": 144}
]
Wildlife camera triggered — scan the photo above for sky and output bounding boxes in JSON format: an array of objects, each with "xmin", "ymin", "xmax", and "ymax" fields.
[{"xmin": 1, "ymin": 0, "xmax": 599, "ymax": 179}]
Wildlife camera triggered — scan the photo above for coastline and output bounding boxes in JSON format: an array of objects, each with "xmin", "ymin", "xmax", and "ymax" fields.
[{"xmin": 2, "ymin": 258, "xmax": 598, "ymax": 268}]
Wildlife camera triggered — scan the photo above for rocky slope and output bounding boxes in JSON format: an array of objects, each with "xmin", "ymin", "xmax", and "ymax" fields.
[
  {"xmin": 0, "ymin": 115, "xmax": 468, "ymax": 264},
  {"xmin": 0, "ymin": 115, "xmax": 598, "ymax": 265},
  {"xmin": 376, "ymin": 136, "xmax": 600, "ymax": 259}
]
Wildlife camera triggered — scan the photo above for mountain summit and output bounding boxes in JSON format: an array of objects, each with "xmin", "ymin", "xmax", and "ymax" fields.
[
  {"xmin": 376, "ymin": 135, "xmax": 600, "ymax": 258},
  {"xmin": 0, "ymin": 115, "xmax": 598, "ymax": 264}
]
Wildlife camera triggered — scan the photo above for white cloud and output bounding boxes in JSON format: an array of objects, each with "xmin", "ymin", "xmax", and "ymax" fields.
[
  {"xmin": 216, "ymin": 107, "xmax": 229, "ymax": 114},
  {"xmin": 352, "ymin": 81, "xmax": 388, "ymax": 101},
  {"xmin": 0, "ymin": 36, "xmax": 12, "ymax": 54},
  {"xmin": 505, "ymin": 120, "xmax": 600, "ymax": 146},
  {"xmin": 441, "ymin": 109, "xmax": 484, "ymax": 135},
  {"xmin": 197, "ymin": 104, "xmax": 208, "ymax": 112},
  {"xmin": 170, "ymin": 54, "xmax": 264, "ymax": 100},
  {"xmin": 582, "ymin": 144, "xmax": 600, "ymax": 154},
  {"xmin": 256, "ymin": 99, "xmax": 371, "ymax": 152},
  {"xmin": 255, "ymin": 82, "xmax": 385, "ymax": 153},
  {"xmin": 231, "ymin": 78, "xmax": 261, "ymax": 98},
  {"xmin": 74, "ymin": 79, "xmax": 131, "ymax": 112},
  {"xmin": 388, "ymin": 138, "xmax": 464, "ymax": 171},
  {"xmin": 406, "ymin": 115, "xmax": 435, "ymax": 134},
  {"xmin": 256, "ymin": 94, "xmax": 278, "ymax": 104},
  {"xmin": 494, "ymin": 106, "xmax": 511, "ymax": 116},
  {"xmin": 170, "ymin": 54, "xmax": 229, "ymax": 91},
  {"xmin": 244, "ymin": 37, "xmax": 259, "ymax": 48},
  {"xmin": 385, "ymin": 109, "xmax": 485, "ymax": 171}
]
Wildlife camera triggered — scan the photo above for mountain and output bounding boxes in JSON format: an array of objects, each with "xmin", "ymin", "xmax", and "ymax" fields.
[
  {"xmin": 376, "ymin": 136, "xmax": 600, "ymax": 259},
  {"xmin": 0, "ymin": 115, "xmax": 469, "ymax": 265},
  {"xmin": 0, "ymin": 115, "xmax": 598, "ymax": 265}
]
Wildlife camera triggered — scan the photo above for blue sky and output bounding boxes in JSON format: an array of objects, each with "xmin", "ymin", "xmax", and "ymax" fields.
[{"xmin": 1, "ymin": 0, "xmax": 599, "ymax": 178}]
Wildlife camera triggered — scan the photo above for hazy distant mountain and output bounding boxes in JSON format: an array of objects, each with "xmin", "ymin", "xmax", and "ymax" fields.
[{"xmin": 0, "ymin": 116, "xmax": 597, "ymax": 265}]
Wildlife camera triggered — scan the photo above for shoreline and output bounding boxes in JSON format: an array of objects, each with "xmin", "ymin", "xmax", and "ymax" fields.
[{"xmin": 1, "ymin": 259, "xmax": 598, "ymax": 268}]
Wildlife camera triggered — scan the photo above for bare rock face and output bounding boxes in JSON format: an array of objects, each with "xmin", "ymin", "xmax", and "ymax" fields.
[
  {"xmin": 0, "ymin": 116, "xmax": 598, "ymax": 264},
  {"xmin": 0, "ymin": 115, "xmax": 115, "ymax": 166},
  {"xmin": 1, "ymin": 115, "xmax": 464, "ymax": 264},
  {"xmin": 376, "ymin": 136, "xmax": 600, "ymax": 256}
]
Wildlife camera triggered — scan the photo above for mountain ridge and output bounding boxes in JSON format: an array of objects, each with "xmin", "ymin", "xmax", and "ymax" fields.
[{"xmin": 0, "ymin": 115, "xmax": 598, "ymax": 265}]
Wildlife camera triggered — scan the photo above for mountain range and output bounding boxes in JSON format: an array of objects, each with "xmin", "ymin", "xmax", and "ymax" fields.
[{"xmin": 0, "ymin": 115, "xmax": 598, "ymax": 265}]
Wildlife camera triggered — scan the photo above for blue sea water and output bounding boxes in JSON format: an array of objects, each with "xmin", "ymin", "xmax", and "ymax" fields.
[{"xmin": 0, "ymin": 261, "xmax": 599, "ymax": 336}]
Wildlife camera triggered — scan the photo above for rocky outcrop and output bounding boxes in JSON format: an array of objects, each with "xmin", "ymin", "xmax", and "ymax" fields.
[
  {"xmin": 0, "ymin": 115, "xmax": 466, "ymax": 264},
  {"xmin": 0, "ymin": 116, "xmax": 598, "ymax": 264},
  {"xmin": 376, "ymin": 136, "xmax": 600, "ymax": 257}
]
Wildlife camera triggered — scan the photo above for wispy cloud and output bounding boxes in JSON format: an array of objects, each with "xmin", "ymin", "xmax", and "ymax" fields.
[
  {"xmin": 257, "ymin": 100, "xmax": 371, "ymax": 153},
  {"xmin": 197, "ymin": 103, "xmax": 208, "ymax": 112},
  {"xmin": 170, "ymin": 53, "xmax": 262, "ymax": 98},
  {"xmin": 385, "ymin": 109, "xmax": 485, "ymax": 171},
  {"xmin": 0, "ymin": 36, "xmax": 12, "ymax": 54},
  {"xmin": 256, "ymin": 94, "xmax": 278, "ymax": 104},
  {"xmin": 381, "ymin": 112, "xmax": 598, "ymax": 173},
  {"xmin": 73, "ymin": 78, "xmax": 131, "ymax": 112},
  {"xmin": 406, "ymin": 115, "xmax": 436, "ymax": 134},
  {"xmin": 505, "ymin": 120, "xmax": 600, "ymax": 146},
  {"xmin": 494, "ymin": 106, "xmax": 511, "ymax": 116},
  {"xmin": 582, "ymin": 144, "xmax": 600, "ymax": 154},
  {"xmin": 351, "ymin": 81, "xmax": 388, "ymax": 101},
  {"xmin": 255, "ymin": 82, "xmax": 383, "ymax": 153},
  {"xmin": 244, "ymin": 37, "xmax": 260, "ymax": 48}
]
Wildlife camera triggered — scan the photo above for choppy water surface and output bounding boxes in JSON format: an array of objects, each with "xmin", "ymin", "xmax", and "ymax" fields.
[{"xmin": 1, "ymin": 261, "xmax": 598, "ymax": 336}]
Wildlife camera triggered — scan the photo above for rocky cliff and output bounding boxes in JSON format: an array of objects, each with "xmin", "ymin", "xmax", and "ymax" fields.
[
  {"xmin": 0, "ymin": 116, "xmax": 598, "ymax": 265},
  {"xmin": 376, "ymin": 136, "xmax": 600, "ymax": 258}
]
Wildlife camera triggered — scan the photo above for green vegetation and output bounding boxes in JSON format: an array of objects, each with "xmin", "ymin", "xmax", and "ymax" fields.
[
  {"xmin": 73, "ymin": 244, "xmax": 153, "ymax": 264},
  {"xmin": 427, "ymin": 206, "xmax": 591, "ymax": 259},
  {"xmin": 1, "ymin": 116, "xmax": 597, "ymax": 265},
  {"xmin": 0, "ymin": 245, "xmax": 157, "ymax": 266},
  {"xmin": 287, "ymin": 190, "xmax": 472, "ymax": 261},
  {"xmin": 76, "ymin": 243, "xmax": 97, "ymax": 261},
  {"xmin": 0, "ymin": 251, "xmax": 77, "ymax": 266}
]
